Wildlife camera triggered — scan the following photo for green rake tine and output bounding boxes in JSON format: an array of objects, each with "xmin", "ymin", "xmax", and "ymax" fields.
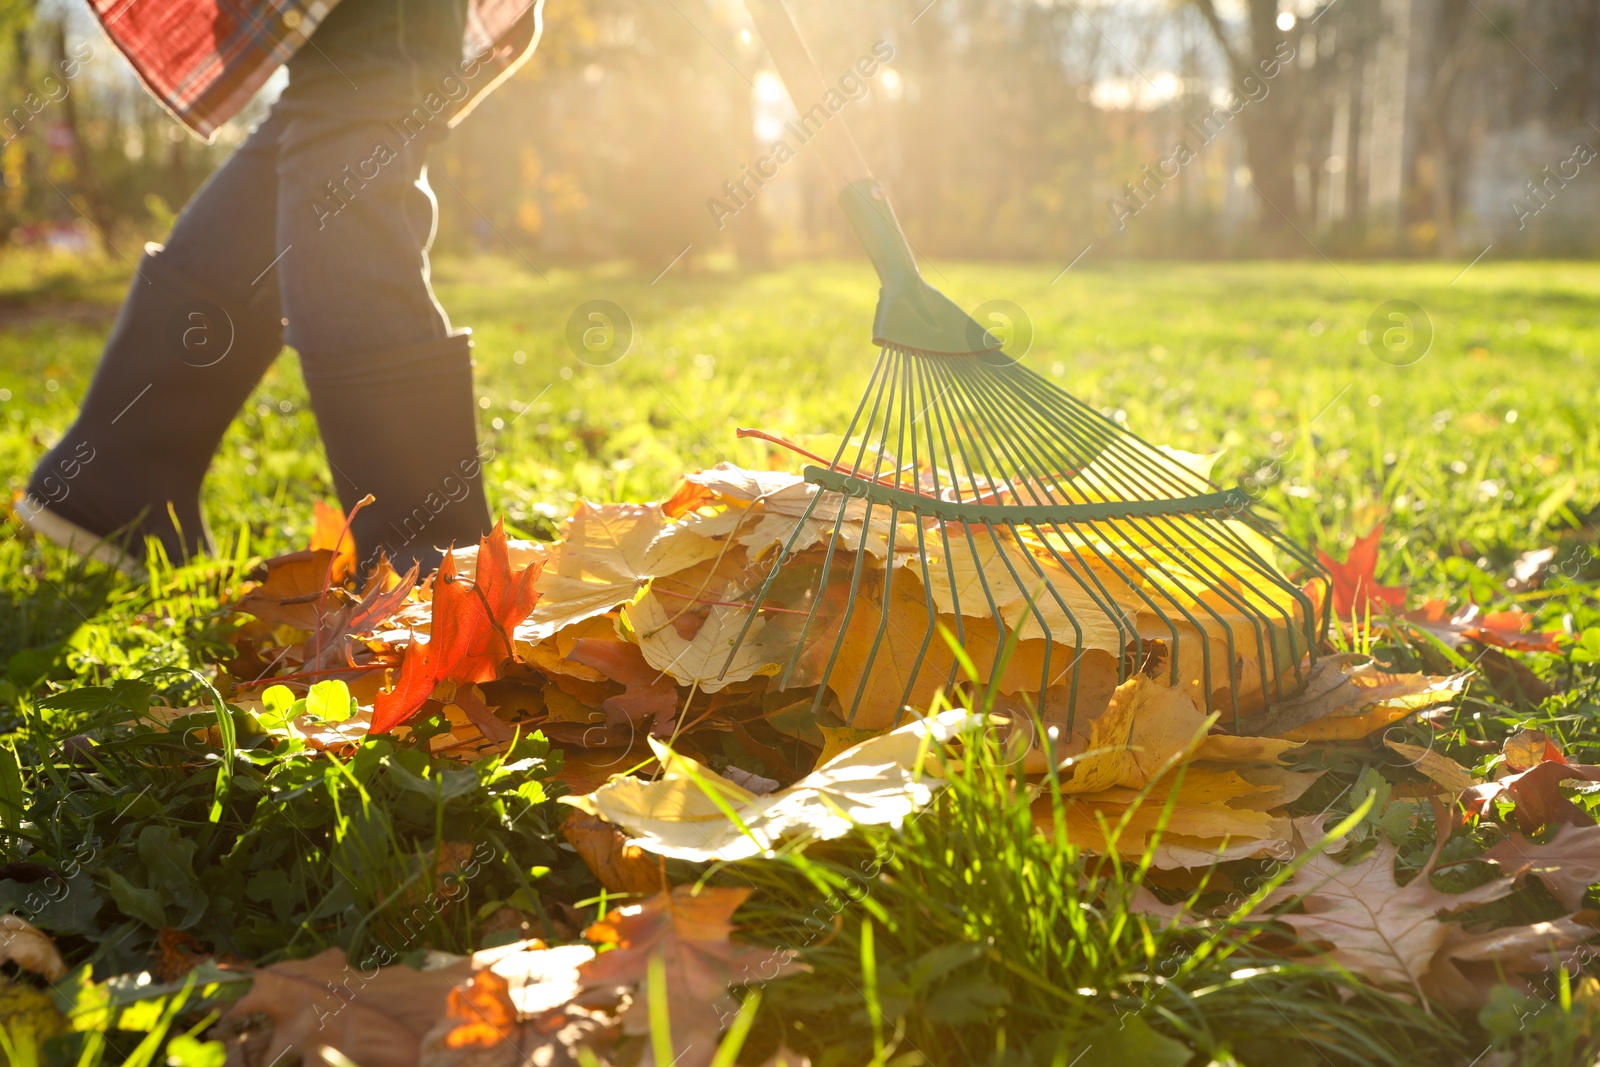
[
  {"xmin": 911, "ymin": 385, "xmax": 977, "ymax": 702},
  {"xmin": 807, "ymin": 345, "xmax": 907, "ymax": 722},
  {"xmin": 725, "ymin": 344, "xmax": 895, "ymax": 689},
  {"xmin": 841, "ymin": 349, "xmax": 918, "ymax": 726},
  {"xmin": 830, "ymin": 344, "xmax": 895, "ymax": 472},
  {"xmin": 776, "ymin": 498, "xmax": 849, "ymax": 693},
  {"xmin": 931, "ymin": 360, "xmax": 1143, "ymax": 665},
  {"xmin": 934, "ymin": 367, "xmax": 1164, "ymax": 726},
  {"xmin": 980, "ymin": 367, "xmax": 1309, "ymax": 713},
  {"xmin": 940, "ymin": 348, "xmax": 1267, "ymax": 716},
  {"xmin": 934, "ymin": 362, "xmax": 1152, "ymax": 682},
  {"xmin": 719, "ymin": 485, "xmax": 824, "ymax": 684},
  {"xmin": 851, "ymin": 502, "xmax": 905, "ymax": 724},
  {"xmin": 812, "ymin": 513, "xmax": 887, "ymax": 723},
  {"xmin": 915, "ymin": 358, "xmax": 1049, "ymax": 700},
  {"xmin": 886, "ymin": 352, "xmax": 945, "ymax": 722}
]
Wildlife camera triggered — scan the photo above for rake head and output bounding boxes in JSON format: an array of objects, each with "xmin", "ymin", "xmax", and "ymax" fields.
[{"xmin": 717, "ymin": 184, "xmax": 1328, "ymax": 735}]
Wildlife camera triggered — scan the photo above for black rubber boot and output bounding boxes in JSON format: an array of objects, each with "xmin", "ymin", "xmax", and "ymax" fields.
[
  {"xmin": 23, "ymin": 249, "xmax": 284, "ymax": 561},
  {"xmin": 302, "ymin": 331, "xmax": 491, "ymax": 575}
]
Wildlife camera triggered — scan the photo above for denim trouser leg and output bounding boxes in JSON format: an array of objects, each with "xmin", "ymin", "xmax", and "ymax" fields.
[
  {"xmin": 28, "ymin": 0, "xmax": 489, "ymax": 572},
  {"xmin": 270, "ymin": 0, "xmax": 490, "ymax": 570},
  {"xmin": 25, "ymin": 116, "xmax": 288, "ymax": 557}
]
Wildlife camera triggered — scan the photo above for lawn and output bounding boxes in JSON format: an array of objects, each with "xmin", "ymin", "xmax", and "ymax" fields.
[{"xmin": 4, "ymin": 254, "xmax": 1600, "ymax": 1066}]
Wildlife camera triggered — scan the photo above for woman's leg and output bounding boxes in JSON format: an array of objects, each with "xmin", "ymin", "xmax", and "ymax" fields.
[
  {"xmin": 22, "ymin": 114, "xmax": 289, "ymax": 560},
  {"xmin": 271, "ymin": 0, "xmax": 490, "ymax": 574}
]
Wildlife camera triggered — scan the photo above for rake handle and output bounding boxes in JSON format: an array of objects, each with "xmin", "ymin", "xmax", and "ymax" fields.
[{"xmin": 744, "ymin": 0, "xmax": 874, "ymax": 186}]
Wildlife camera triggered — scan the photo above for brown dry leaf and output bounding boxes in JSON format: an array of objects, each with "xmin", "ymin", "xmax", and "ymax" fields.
[
  {"xmin": 816, "ymin": 726, "xmax": 878, "ymax": 766},
  {"xmin": 226, "ymin": 947, "xmax": 468, "ymax": 1067},
  {"xmin": 579, "ymin": 886, "xmax": 801, "ymax": 1067},
  {"xmin": 233, "ymin": 548, "xmax": 341, "ymax": 631},
  {"xmin": 1483, "ymin": 824, "xmax": 1600, "ymax": 910},
  {"xmin": 1384, "ymin": 739, "xmax": 1477, "ymax": 795},
  {"xmin": 1058, "ymin": 675, "xmax": 1210, "ymax": 795},
  {"xmin": 1267, "ymin": 656, "xmax": 1467, "ymax": 742},
  {"xmin": 0, "ymin": 914, "xmax": 66, "ymax": 981},
  {"xmin": 516, "ymin": 502, "xmax": 727, "ymax": 644},
  {"xmin": 562, "ymin": 809, "xmax": 662, "ymax": 896},
  {"xmin": 1264, "ymin": 838, "xmax": 1516, "ymax": 998},
  {"xmin": 1504, "ymin": 728, "xmax": 1566, "ymax": 772},
  {"xmin": 1465, "ymin": 759, "xmax": 1600, "ymax": 834},
  {"xmin": 1041, "ymin": 764, "xmax": 1289, "ymax": 865},
  {"xmin": 625, "ymin": 585, "xmax": 775, "ymax": 693},
  {"xmin": 1421, "ymin": 916, "xmax": 1597, "ymax": 1011}
]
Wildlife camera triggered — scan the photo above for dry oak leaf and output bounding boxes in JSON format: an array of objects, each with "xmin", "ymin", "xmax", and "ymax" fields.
[
  {"xmin": 562, "ymin": 710, "xmax": 975, "ymax": 862},
  {"xmin": 1264, "ymin": 838, "xmax": 1516, "ymax": 998},
  {"xmin": 0, "ymin": 914, "xmax": 66, "ymax": 981},
  {"xmin": 1420, "ymin": 916, "xmax": 1598, "ymax": 1011},
  {"xmin": 226, "ymin": 947, "xmax": 468, "ymax": 1067},
  {"xmin": 580, "ymin": 885, "xmax": 802, "ymax": 1067},
  {"xmin": 1266, "ymin": 655, "xmax": 1467, "ymax": 742},
  {"xmin": 372, "ymin": 521, "xmax": 542, "ymax": 734},
  {"xmin": 1483, "ymin": 823, "xmax": 1600, "ymax": 910}
]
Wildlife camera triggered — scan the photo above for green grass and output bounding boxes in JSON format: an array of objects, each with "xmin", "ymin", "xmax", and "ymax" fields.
[{"xmin": 4, "ymin": 255, "xmax": 1600, "ymax": 1065}]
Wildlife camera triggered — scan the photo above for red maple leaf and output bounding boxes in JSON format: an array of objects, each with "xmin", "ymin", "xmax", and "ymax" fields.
[
  {"xmin": 1312, "ymin": 522, "xmax": 1409, "ymax": 620},
  {"xmin": 370, "ymin": 521, "xmax": 542, "ymax": 734}
]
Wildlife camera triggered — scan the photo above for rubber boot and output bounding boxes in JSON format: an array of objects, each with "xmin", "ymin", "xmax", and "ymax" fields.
[
  {"xmin": 22, "ymin": 249, "xmax": 284, "ymax": 563},
  {"xmin": 302, "ymin": 331, "xmax": 491, "ymax": 575}
]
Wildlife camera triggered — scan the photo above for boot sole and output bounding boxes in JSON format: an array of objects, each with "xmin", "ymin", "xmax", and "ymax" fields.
[{"xmin": 15, "ymin": 499, "xmax": 148, "ymax": 581}]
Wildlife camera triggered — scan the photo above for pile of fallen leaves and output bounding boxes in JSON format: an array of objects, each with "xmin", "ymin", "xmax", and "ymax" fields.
[
  {"xmin": 223, "ymin": 458, "xmax": 1321, "ymax": 781},
  {"xmin": 80, "ymin": 467, "xmax": 1593, "ymax": 1063}
]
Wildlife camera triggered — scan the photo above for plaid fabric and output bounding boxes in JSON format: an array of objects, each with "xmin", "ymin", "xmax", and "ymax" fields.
[{"xmin": 89, "ymin": 0, "xmax": 543, "ymax": 140}]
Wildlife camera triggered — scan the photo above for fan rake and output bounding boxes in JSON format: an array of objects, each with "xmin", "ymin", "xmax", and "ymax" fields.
[{"xmin": 726, "ymin": 0, "xmax": 1328, "ymax": 732}]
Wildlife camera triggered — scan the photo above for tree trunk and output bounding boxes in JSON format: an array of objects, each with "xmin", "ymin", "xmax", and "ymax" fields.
[{"xmin": 49, "ymin": 19, "xmax": 116, "ymax": 252}]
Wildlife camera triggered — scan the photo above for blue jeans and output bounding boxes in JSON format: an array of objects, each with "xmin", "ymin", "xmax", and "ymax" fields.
[
  {"xmin": 163, "ymin": 0, "xmax": 468, "ymax": 359},
  {"xmin": 29, "ymin": 0, "xmax": 492, "ymax": 572}
]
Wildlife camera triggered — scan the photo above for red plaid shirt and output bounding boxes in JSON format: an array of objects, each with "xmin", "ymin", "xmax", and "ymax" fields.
[{"xmin": 89, "ymin": 0, "xmax": 543, "ymax": 140}]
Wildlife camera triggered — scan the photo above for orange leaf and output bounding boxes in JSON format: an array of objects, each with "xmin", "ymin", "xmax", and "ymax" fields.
[
  {"xmin": 562, "ymin": 808, "xmax": 662, "ymax": 895},
  {"xmin": 1403, "ymin": 600, "xmax": 1565, "ymax": 654},
  {"xmin": 311, "ymin": 500, "xmax": 358, "ymax": 584},
  {"xmin": 371, "ymin": 521, "xmax": 542, "ymax": 734},
  {"xmin": 233, "ymin": 548, "xmax": 341, "ymax": 630},
  {"xmin": 1314, "ymin": 522, "xmax": 1408, "ymax": 620},
  {"xmin": 442, "ymin": 969, "xmax": 520, "ymax": 1050}
]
